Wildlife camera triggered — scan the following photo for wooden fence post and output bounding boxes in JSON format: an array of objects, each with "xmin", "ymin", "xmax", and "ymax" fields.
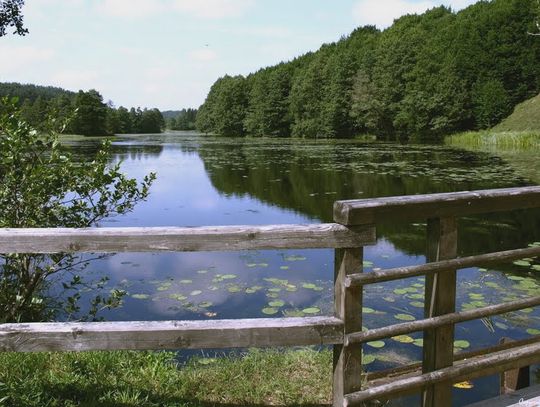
[
  {"xmin": 333, "ymin": 247, "xmax": 364, "ymax": 406},
  {"xmin": 422, "ymin": 217, "xmax": 458, "ymax": 407}
]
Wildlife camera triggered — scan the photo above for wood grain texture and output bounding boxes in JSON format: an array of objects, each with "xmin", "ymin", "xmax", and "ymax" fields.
[
  {"xmin": 0, "ymin": 224, "xmax": 376, "ymax": 253},
  {"xmin": 333, "ymin": 248, "xmax": 364, "ymax": 407},
  {"xmin": 345, "ymin": 246, "xmax": 540, "ymax": 287},
  {"xmin": 423, "ymin": 217, "xmax": 457, "ymax": 407},
  {"xmin": 346, "ymin": 295, "xmax": 540, "ymax": 345},
  {"xmin": 334, "ymin": 186, "xmax": 540, "ymax": 225},
  {"xmin": 0, "ymin": 317, "xmax": 343, "ymax": 352},
  {"xmin": 344, "ymin": 341, "xmax": 540, "ymax": 406}
]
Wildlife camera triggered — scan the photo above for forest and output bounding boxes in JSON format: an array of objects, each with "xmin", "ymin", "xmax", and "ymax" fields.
[
  {"xmin": 162, "ymin": 108, "xmax": 198, "ymax": 131},
  {"xmin": 196, "ymin": 0, "xmax": 540, "ymax": 141},
  {"xmin": 0, "ymin": 82, "xmax": 165, "ymax": 136}
]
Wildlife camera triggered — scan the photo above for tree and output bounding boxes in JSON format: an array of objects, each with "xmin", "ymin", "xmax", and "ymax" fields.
[
  {"xmin": 0, "ymin": 99, "xmax": 155, "ymax": 322},
  {"xmin": 0, "ymin": 0, "xmax": 27, "ymax": 37},
  {"xmin": 71, "ymin": 90, "xmax": 108, "ymax": 136}
]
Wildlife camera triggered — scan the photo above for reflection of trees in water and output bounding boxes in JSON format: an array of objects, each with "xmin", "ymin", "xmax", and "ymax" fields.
[
  {"xmin": 198, "ymin": 139, "xmax": 540, "ymax": 257},
  {"xmin": 64, "ymin": 142, "xmax": 165, "ymax": 162}
]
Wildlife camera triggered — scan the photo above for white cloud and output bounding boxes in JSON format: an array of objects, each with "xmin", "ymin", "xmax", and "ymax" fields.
[
  {"xmin": 352, "ymin": 0, "xmax": 436, "ymax": 29},
  {"xmin": 188, "ymin": 48, "xmax": 218, "ymax": 62},
  {"xmin": 173, "ymin": 0, "xmax": 254, "ymax": 19},
  {"xmin": 97, "ymin": 0, "xmax": 164, "ymax": 19},
  {"xmin": 352, "ymin": 0, "xmax": 479, "ymax": 29},
  {"xmin": 50, "ymin": 69, "xmax": 100, "ymax": 90},
  {"xmin": 0, "ymin": 45, "xmax": 55, "ymax": 74}
]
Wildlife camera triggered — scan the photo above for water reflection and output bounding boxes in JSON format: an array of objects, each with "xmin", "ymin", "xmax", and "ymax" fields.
[{"xmin": 56, "ymin": 132, "xmax": 540, "ymax": 405}]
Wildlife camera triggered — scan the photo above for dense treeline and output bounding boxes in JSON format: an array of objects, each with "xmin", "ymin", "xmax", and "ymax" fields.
[
  {"xmin": 0, "ymin": 82, "xmax": 165, "ymax": 136},
  {"xmin": 197, "ymin": 0, "xmax": 540, "ymax": 141},
  {"xmin": 164, "ymin": 108, "xmax": 198, "ymax": 130}
]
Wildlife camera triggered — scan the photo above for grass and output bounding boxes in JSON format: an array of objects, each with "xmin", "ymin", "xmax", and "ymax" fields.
[
  {"xmin": 493, "ymin": 93, "xmax": 540, "ymax": 132},
  {"xmin": 445, "ymin": 130, "xmax": 540, "ymax": 150},
  {"xmin": 444, "ymin": 130, "xmax": 540, "ymax": 184},
  {"xmin": 0, "ymin": 348, "xmax": 333, "ymax": 407}
]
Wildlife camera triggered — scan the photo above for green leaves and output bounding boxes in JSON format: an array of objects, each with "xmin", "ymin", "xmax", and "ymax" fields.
[{"xmin": 0, "ymin": 100, "xmax": 154, "ymax": 322}]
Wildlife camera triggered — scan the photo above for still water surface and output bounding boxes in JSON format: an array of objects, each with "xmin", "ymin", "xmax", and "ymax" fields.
[{"xmin": 65, "ymin": 132, "xmax": 540, "ymax": 406}]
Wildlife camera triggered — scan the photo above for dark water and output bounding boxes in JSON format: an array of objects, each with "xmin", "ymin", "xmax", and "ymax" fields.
[{"xmin": 63, "ymin": 132, "xmax": 540, "ymax": 406}]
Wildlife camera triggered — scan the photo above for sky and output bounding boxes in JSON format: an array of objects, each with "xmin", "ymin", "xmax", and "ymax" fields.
[{"xmin": 0, "ymin": 0, "xmax": 478, "ymax": 110}]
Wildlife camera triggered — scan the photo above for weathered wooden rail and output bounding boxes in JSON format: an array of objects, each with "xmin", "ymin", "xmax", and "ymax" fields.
[{"xmin": 0, "ymin": 186, "xmax": 539, "ymax": 407}]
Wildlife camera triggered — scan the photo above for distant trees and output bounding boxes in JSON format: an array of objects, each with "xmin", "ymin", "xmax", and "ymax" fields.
[
  {"xmin": 167, "ymin": 108, "xmax": 197, "ymax": 130},
  {"xmin": 0, "ymin": 82, "xmax": 165, "ymax": 136},
  {"xmin": 197, "ymin": 0, "xmax": 540, "ymax": 141}
]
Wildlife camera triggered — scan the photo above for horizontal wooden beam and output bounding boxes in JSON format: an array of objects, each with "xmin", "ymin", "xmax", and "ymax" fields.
[
  {"xmin": 346, "ymin": 295, "xmax": 540, "ymax": 345},
  {"xmin": 0, "ymin": 224, "xmax": 376, "ymax": 254},
  {"xmin": 344, "ymin": 340, "xmax": 540, "ymax": 406},
  {"xmin": 334, "ymin": 186, "xmax": 540, "ymax": 225},
  {"xmin": 346, "ymin": 246, "xmax": 540, "ymax": 287},
  {"xmin": 0, "ymin": 316, "xmax": 344, "ymax": 352},
  {"xmin": 367, "ymin": 335, "xmax": 540, "ymax": 384}
]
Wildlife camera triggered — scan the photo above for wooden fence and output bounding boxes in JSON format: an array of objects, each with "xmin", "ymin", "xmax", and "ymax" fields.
[{"xmin": 1, "ymin": 186, "xmax": 540, "ymax": 407}]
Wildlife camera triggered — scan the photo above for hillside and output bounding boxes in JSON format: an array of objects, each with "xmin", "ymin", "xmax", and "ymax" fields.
[
  {"xmin": 196, "ymin": 0, "xmax": 540, "ymax": 142},
  {"xmin": 493, "ymin": 93, "xmax": 540, "ymax": 132}
]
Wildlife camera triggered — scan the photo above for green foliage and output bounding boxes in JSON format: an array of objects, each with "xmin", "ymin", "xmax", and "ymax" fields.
[
  {"xmin": 0, "ymin": 99, "xmax": 155, "ymax": 322},
  {"xmin": 0, "ymin": 82, "xmax": 165, "ymax": 136},
  {"xmin": 196, "ymin": 75, "xmax": 248, "ymax": 136},
  {"xmin": 167, "ymin": 108, "xmax": 198, "ymax": 130},
  {"xmin": 197, "ymin": 0, "xmax": 540, "ymax": 141},
  {"xmin": 0, "ymin": 0, "xmax": 27, "ymax": 36},
  {"xmin": 0, "ymin": 349, "xmax": 332, "ymax": 406}
]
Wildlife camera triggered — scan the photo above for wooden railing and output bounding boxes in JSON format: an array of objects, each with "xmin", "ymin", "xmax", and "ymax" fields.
[{"xmin": 0, "ymin": 186, "xmax": 539, "ymax": 407}]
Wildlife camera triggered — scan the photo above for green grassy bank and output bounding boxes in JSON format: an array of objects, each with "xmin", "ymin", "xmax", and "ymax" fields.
[{"xmin": 0, "ymin": 349, "xmax": 332, "ymax": 407}]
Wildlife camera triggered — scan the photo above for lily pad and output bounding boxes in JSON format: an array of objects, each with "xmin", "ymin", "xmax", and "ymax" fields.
[
  {"xmin": 367, "ymin": 340, "xmax": 385, "ymax": 349},
  {"xmin": 221, "ymin": 274, "xmax": 237, "ymax": 280},
  {"xmin": 302, "ymin": 307, "xmax": 321, "ymax": 314},
  {"xmin": 362, "ymin": 354, "xmax": 376, "ymax": 365},
  {"xmin": 513, "ymin": 260, "xmax": 531, "ymax": 267},
  {"xmin": 392, "ymin": 335, "xmax": 414, "ymax": 343},
  {"xmin": 362, "ymin": 307, "xmax": 375, "ymax": 314},
  {"xmin": 198, "ymin": 301, "xmax": 213, "ymax": 308},
  {"xmin": 409, "ymin": 301, "xmax": 424, "ymax": 308},
  {"xmin": 454, "ymin": 381, "xmax": 474, "ymax": 389},
  {"xmin": 527, "ymin": 328, "xmax": 540, "ymax": 335},
  {"xmin": 395, "ymin": 313, "xmax": 416, "ymax": 321},
  {"xmin": 269, "ymin": 300, "xmax": 285, "ymax": 307},
  {"xmin": 262, "ymin": 307, "xmax": 279, "ymax": 315},
  {"xmin": 454, "ymin": 340, "xmax": 470, "ymax": 349},
  {"xmin": 190, "ymin": 290, "xmax": 202, "ymax": 296},
  {"xmin": 131, "ymin": 294, "xmax": 150, "ymax": 300}
]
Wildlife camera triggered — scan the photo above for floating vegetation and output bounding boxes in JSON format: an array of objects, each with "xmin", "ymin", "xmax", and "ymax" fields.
[
  {"xmin": 367, "ymin": 340, "xmax": 385, "ymax": 349},
  {"xmin": 268, "ymin": 300, "xmax": 285, "ymax": 307},
  {"xmin": 168, "ymin": 293, "xmax": 187, "ymax": 301},
  {"xmin": 190, "ymin": 290, "xmax": 202, "ymax": 296},
  {"xmin": 284, "ymin": 255, "xmax": 307, "ymax": 262},
  {"xmin": 413, "ymin": 339, "xmax": 424, "ymax": 347},
  {"xmin": 454, "ymin": 340, "xmax": 470, "ymax": 350},
  {"xmin": 227, "ymin": 286, "xmax": 242, "ymax": 293},
  {"xmin": 179, "ymin": 279, "xmax": 192, "ymax": 284},
  {"xmin": 280, "ymin": 266, "xmax": 290, "ymax": 270},
  {"xmin": 302, "ymin": 307, "xmax": 321, "ymax": 314},
  {"xmin": 362, "ymin": 307, "xmax": 376, "ymax": 314},
  {"xmin": 262, "ymin": 307, "xmax": 279, "ymax": 315},
  {"xmin": 362, "ymin": 353, "xmax": 376, "ymax": 365},
  {"xmin": 131, "ymin": 294, "xmax": 150, "ymax": 300},
  {"xmin": 526, "ymin": 328, "xmax": 540, "ymax": 335},
  {"xmin": 394, "ymin": 314, "xmax": 416, "ymax": 321},
  {"xmin": 454, "ymin": 381, "xmax": 474, "ymax": 389},
  {"xmin": 198, "ymin": 301, "xmax": 213, "ymax": 308},
  {"xmin": 392, "ymin": 335, "xmax": 414, "ymax": 344}
]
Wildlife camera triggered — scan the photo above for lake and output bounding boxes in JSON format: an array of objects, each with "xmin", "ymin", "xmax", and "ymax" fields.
[{"xmin": 63, "ymin": 131, "xmax": 540, "ymax": 406}]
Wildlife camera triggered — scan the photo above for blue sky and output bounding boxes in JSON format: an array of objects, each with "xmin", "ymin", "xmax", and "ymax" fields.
[{"xmin": 0, "ymin": 0, "xmax": 477, "ymax": 110}]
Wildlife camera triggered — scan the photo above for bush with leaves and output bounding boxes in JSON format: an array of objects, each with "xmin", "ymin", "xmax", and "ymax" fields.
[{"xmin": 0, "ymin": 99, "xmax": 155, "ymax": 322}]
